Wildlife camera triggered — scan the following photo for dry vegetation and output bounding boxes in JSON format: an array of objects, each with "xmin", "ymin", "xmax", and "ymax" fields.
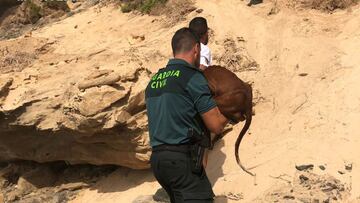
[
  {"xmin": 308, "ymin": 0, "xmax": 358, "ymax": 11},
  {"xmin": 278, "ymin": 0, "xmax": 359, "ymax": 11},
  {"xmin": 119, "ymin": 0, "xmax": 168, "ymax": 13}
]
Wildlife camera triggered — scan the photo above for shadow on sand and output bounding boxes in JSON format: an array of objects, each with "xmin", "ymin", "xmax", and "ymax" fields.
[
  {"xmin": 91, "ymin": 139, "xmax": 229, "ymax": 202},
  {"xmin": 207, "ymin": 139, "xmax": 228, "ymax": 203},
  {"xmin": 91, "ymin": 138, "xmax": 229, "ymax": 202},
  {"xmin": 90, "ymin": 167, "xmax": 155, "ymax": 193}
]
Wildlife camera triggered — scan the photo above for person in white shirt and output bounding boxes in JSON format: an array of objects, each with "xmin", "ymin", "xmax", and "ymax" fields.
[
  {"xmin": 189, "ymin": 17, "xmax": 215, "ymax": 168},
  {"xmin": 189, "ymin": 17, "xmax": 212, "ymax": 71}
]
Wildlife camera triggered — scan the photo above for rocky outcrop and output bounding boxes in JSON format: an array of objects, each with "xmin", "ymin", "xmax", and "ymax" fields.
[
  {"xmin": 0, "ymin": 0, "xmax": 69, "ymax": 39},
  {"xmin": 0, "ymin": 71, "xmax": 151, "ymax": 168},
  {"xmin": 0, "ymin": 161, "xmax": 115, "ymax": 202},
  {"xmin": 0, "ymin": 36, "xmax": 152, "ymax": 169},
  {"xmin": 0, "ymin": 0, "xmax": 69, "ymax": 24},
  {"xmin": 0, "ymin": 0, "xmax": 22, "ymax": 7}
]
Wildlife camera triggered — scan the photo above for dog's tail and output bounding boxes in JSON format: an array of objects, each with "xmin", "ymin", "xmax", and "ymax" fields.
[{"xmin": 235, "ymin": 85, "xmax": 255, "ymax": 177}]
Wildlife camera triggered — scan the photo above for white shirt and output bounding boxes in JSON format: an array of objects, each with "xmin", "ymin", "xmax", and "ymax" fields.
[{"xmin": 200, "ymin": 43, "xmax": 212, "ymax": 67}]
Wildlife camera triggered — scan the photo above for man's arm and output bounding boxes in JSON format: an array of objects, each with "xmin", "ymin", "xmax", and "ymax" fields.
[
  {"xmin": 201, "ymin": 107, "xmax": 228, "ymax": 136},
  {"xmin": 201, "ymin": 108, "xmax": 228, "ymax": 168},
  {"xmin": 186, "ymin": 73, "xmax": 228, "ymax": 135}
]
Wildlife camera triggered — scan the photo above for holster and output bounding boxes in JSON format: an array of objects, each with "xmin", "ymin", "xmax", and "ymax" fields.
[{"xmin": 187, "ymin": 128, "xmax": 211, "ymax": 174}]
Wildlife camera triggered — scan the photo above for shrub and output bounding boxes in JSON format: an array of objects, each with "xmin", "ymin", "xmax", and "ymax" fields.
[
  {"xmin": 44, "ymin": 1, "xmax": 70, "ymax": 12},
  {"xmin": 25, "ymin": 0, "xmax": 42, "ymax": 24},
  {"xmin": 120, "ymin": 0, "xmax": 168, "ymax": 13},
  {"xmin": 311, "ymin": 0, "xmax": 357, "ymax": 11}
]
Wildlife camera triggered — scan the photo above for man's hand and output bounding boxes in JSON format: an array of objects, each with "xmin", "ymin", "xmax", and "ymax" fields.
[{"xmin": 199, "ymin": 65, "xmax": 207, "ymax": 71}]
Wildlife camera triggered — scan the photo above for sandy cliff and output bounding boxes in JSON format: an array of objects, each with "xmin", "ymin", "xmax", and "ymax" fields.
[{"xmin": 1, "ymin": 0, "xmax": 360, "ymax": 202}]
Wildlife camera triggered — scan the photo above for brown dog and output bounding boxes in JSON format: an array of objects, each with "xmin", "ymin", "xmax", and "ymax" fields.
[{"xmin": 203, "ymin": 65, "xmax": 254, "ymax": 176}]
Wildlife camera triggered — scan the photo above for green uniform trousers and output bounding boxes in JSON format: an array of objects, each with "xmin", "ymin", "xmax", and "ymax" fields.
[{"xmin": 150, "ymin": 150, "xmax": 215, "ymax": 203}]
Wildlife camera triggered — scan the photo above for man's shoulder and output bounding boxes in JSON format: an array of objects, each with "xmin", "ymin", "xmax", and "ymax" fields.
[
  {"xmin": 187, "ymin": 71, "xmax": 208, "ymax": 88},
  {"xmin": 166, "ymin": 61, "xmax": 204, "ymax": 82},
  {"xmin": 145, "ymin": 64, "xmax": 204, "ymax": 95}
]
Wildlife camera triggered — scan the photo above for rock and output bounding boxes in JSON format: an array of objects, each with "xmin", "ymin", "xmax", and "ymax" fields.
[
  {"xmin": 345, "ymin": 163, "xmax": 352, "ymax": 172},
  {"xmin": 17, "ymin": 166, "xmax": 57, "ymax": 195},
  {"xmin": 247, "ymin": 0, "xmax": 263, "ymax": 6},
  {"xmin": 52, "ymin": 192, "xmax": 70, "ymax": 203},
  {"xmin": 338, "ymin": 170, "xmax": 345, "ymax": 175},
  {"xmin": 196, "ymin": 9, "xmax": 203, "ymax": 13},
  {"xmin": 153, "ymin": 188, "xmax": 170, "ymax": 202},
  {"xmin": 268, "ymin": 3, "xmax": 280, "ymax": 16},
  {"xmin": 6, "ymin": 190, "xmax": 20, "ymax": 202},
  {"xmin": 0, "ymin": 77, "xmax": 13, "ymax": 95},
  {"xmin": 77, "ymin": 86, "xmax": 128, "ymax": 116},
  {"xmin": 298, "ymin": 73, "xmax": 308, "ymax": 77},
  {"xmin": 319, "ymin": 165, "xmax": 326, "ymax": 170},
  {"xmin": 103, "ymin": 109, "xmax": 134, "ymax": 129},
  {"xmin": 56, "ymin": 182, "xmax": 89, "ymax": 192},
  {"xmin": 115, "ymin": 110, "xmax": 133, "ymax": 125},
  {"xmin": 0, "ymin": 29, "xmax": 153, "ymax": 168},
  {"xmin": 127, "ymin": 34, "xmax": 145, "ymax": 45},
  {"xmin": 23, "ymin": 166, "xmax": 57, "ymax": 187},
  {"xmin": 125, "ymin": 70, "xmax": 149, "ymax": 115},
  {"xmin": 0, "ymin": 163, "xmax": 20, "ymax": 184},
  {"xmin": 283, "ymin": 195, "xmax": 295, "ymax": 200},
  {"xmin": 17, "ymin": 176, "xmax": 37, "ymax": 195},
  {"xmin": 299, "ymin": 174, "xmax": 309, "ymax": 183},
  {"xmin": 77, "ymin": 70, "xmax": 121, "ymax": 90},
  {"xmin": 132, "ymin": 34, "xmax": 145, "ymax": 41},
  {"xmin": 0, "ymin": 65, "xmax": 151, "ymax": 169},
  {"xmin": 126, "ymin": 89, "xmax": 145, "ymax": 115},
  {"xmin": 259, "ymin": 171, "xmax": 350, "ymax": 202},
  {"xmin": 295, "ymin": 164, "xmax": 314, "ymax": 171},
  {"xmin": 133, "ymin": 195, "xmax": 156, "ymax": 203},
  {"xmin": 226, "ymin": 192, "xmax": 243, "ymax": 201},
  {"xmin": 0, "ymin": 176, "xmax": 6, "ymax": 188}
]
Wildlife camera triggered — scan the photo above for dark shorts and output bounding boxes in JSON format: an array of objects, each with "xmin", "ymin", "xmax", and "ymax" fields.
[{"xmin": 150, "ymin": 150, "xmax": 215, "ymax": 203}]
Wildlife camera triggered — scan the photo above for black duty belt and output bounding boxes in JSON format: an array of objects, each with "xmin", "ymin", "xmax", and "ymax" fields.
[{"xmin": 152, "ymin": 144, "xmax": 191, "ymax": 154}]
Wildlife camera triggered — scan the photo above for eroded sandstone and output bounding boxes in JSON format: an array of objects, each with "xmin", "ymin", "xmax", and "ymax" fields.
[{"xmin": 0, "ymin": 37, "xmax": 152, "ymax": 169}]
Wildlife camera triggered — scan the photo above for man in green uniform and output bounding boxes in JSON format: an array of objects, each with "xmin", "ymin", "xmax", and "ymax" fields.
[{"xmin": 145, "ymin": 28, "xmax": 228, "ymax": 203}]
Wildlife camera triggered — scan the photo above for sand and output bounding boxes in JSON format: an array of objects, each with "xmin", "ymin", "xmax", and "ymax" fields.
[{"xmin": 1, "ymin": 0, "xmax": 360, "ymax": 202}]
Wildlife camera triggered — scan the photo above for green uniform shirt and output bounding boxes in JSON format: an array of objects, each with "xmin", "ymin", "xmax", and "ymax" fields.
[{"xmin": 145, "ymin": 59, "xmax": 217, "ymax": 147}]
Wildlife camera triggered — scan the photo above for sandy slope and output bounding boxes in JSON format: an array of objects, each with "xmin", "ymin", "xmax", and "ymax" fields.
[
  {"xmin": 11, "ymin": 0, "xmax": 359, "ymax": 202},
  {"xmin": 198, "ymin": 0, "xmax": 360, "ymax": 201}
]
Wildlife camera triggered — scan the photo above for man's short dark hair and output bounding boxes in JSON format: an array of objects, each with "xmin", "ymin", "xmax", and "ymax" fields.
[
  {"xmin": 171, "ymin": 27, "xmax": 200, "ymax": 55},
  {"xmin": 189, "ymin": 17, "xmax": 208, "ymax": 38}
]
